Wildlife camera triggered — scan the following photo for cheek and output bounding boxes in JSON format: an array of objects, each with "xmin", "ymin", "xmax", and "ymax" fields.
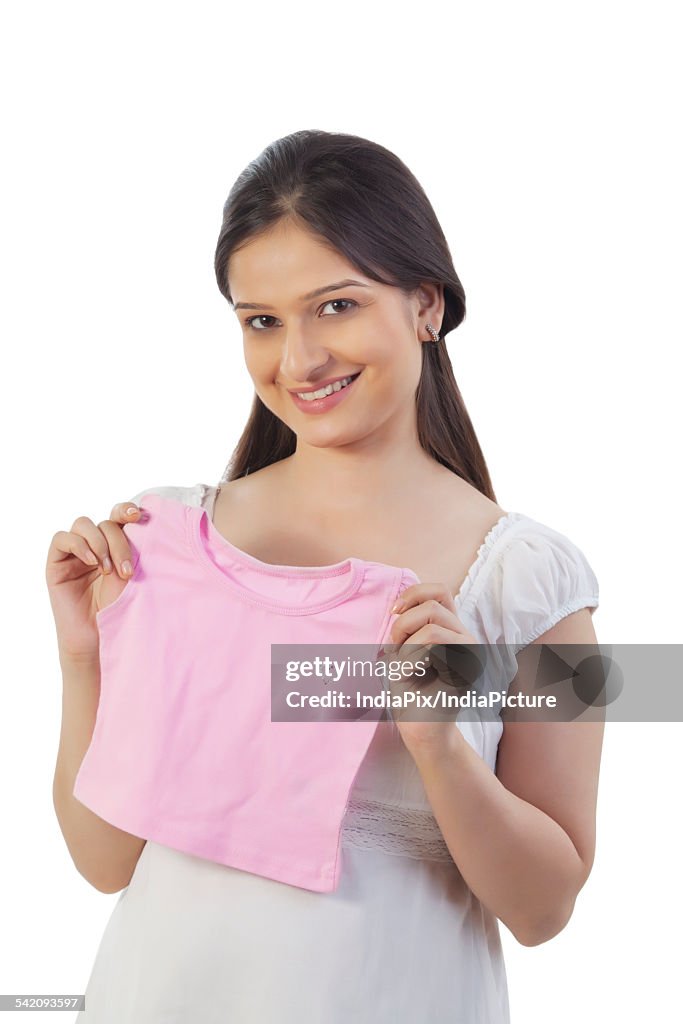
[
  {"xmin": 372, "ymin": 371, "xmax": 418, "ymax": 407},
  {"xmin": 243, "ymin": 344, "xmax": 276, "ymax": 381},
  {"xmin": 361, "ymin": 335, "xmax": 421, "ymax": 394}
]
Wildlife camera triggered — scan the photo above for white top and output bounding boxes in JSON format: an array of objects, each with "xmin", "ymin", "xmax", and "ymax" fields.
[{"xmin": 75, "ymin": 482, "xmax": 599, "ymax": 1024}]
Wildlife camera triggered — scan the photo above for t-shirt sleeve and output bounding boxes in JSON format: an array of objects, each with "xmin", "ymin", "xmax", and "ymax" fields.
[{"xmin": 473, "ymin": 518, "xmax": 600, "ymax": 654}]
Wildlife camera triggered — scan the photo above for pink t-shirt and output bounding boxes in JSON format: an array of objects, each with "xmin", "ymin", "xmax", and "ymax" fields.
[{"xmin": 73, "ymin": 492, "xmax": 419, "ymax": 893}]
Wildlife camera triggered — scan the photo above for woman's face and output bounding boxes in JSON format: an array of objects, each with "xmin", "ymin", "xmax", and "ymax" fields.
[{"xmin": 227, "ymin": 217, "xmax": 443, "ymax": 450}]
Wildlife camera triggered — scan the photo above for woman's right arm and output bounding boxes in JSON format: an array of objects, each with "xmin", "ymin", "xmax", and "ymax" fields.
[
  {"xmin": 48, "ymin": 500, "xmax": 148, "ymax": 894},
  {"xmin": 52, "ymin": 651, "xmax": 147, "ymax": 893}
]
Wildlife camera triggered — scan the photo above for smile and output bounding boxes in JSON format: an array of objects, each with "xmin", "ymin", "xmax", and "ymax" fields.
[
  {"xmin": 288, "ymin": 371, "xmax": 362, "ymax": 415},
  {"xmin": 294, "ymin": 373, "xmax": 361, "ymax": 401}
]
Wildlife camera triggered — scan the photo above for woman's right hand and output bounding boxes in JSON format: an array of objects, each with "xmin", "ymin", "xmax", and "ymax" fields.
[{"xmin": 46, "ymin": 500, "xmax": 145, "ymax": 662}]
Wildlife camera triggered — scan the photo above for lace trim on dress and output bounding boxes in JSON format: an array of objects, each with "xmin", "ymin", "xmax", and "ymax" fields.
[{"xmin": 340, "ymin": 796, "xmax": 454, "ymax": 863}]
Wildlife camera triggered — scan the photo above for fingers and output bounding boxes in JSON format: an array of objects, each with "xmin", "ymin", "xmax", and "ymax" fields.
[
  {"xmin": 97, "ymin": 518, "xmax": 136, "ymax": 579},
  {"xmin": 108, "ymin": 501, "xmax": 143, "ymax": 525},
  {"xmin": 98, "ymin": 500, "xmax": 145, "ymax": 577},
  {"xmin": 388, "ymin": 596, "xmax": 463, "ymax": 650},
  {"xmin": 48, "ymin": 499, "xmax": 144, "ymax": 582},
  {"xmin": 393, "ymin": 582, "xmax": 456, "ymax": 615},
  {"xmin": 66, "ymin": 515, "xmax": 126, "ymax": 577},
  {"xmin": 85, "ymin": 500, "xmax": 144, "ymax": 578},
  {"xmin": 49, "ymin": 511, "xmax": 136, "ymax": 580},
  {"xmin": 49, "ymin": 528, "xmax": 102, "ymax": 571}
]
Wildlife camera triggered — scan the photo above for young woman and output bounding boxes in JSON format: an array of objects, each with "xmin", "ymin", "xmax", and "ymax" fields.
[{"xmin": 49, "ymin": 129, "xmax": 602, "ymax": 1023}]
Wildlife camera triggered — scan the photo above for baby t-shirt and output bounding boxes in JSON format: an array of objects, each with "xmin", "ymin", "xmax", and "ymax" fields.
[{"xmin": 72, "ymin": 492, "xmax": 421, "ymax": 893}]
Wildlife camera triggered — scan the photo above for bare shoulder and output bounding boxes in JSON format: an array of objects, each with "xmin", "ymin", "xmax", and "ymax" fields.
[
  {"xmin": 216, "ymin": 463, "xmax": 282, "ymax": 506},
  {"xmin": 433, "ymin": 468, "xmax": 508, "ymax": 532}
]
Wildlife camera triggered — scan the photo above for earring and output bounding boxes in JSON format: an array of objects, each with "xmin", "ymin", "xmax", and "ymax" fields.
[{"xmin": 425, "ymin": 323, "xmax": 440, "ymax": 343}]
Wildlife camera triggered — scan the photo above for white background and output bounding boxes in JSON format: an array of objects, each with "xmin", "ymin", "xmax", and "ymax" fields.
[{"xmin": 2, "ymin": 1, "xmax": 681, "ymax": 1021}]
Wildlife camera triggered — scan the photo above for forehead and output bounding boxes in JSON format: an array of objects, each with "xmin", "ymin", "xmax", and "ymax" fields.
[{"xmin": 228, "ymin": 220, "xmax": 358, "ymax": 303}]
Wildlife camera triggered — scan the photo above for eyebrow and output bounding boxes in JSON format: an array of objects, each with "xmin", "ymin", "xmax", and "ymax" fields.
[{"xmin": 233, "ymin": 279, "xmax": 370, "ymax": 311}]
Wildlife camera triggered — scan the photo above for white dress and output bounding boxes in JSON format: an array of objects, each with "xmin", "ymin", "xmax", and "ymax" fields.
[{"xmin": 75, "ymin": 482, "xmax": 600, "ymax": 1024}]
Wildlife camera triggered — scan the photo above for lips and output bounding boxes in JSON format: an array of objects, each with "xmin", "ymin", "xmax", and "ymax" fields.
[
  {"xmin": 289, "ymin": 372, "xmax": 361, "ymax": 397},
  {"xmin": 288, "ymin": 370, "xmax": 362, "ymax": 413}
]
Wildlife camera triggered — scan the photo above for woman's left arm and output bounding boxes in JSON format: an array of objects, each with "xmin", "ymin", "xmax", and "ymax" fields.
[{"xmin": 399, "ymin": 604, "xmax": 603, "ymax": 947}]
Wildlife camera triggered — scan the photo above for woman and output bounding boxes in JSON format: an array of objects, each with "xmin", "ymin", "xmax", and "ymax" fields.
[{"xmin": 49, "ymin": 129, "xmax": 602, "ymax": 1023}]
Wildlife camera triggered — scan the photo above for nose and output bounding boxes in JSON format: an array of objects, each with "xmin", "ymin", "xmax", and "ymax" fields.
[{"xmin": 279, "ymin": 321, "xmax": 332, "ymax": 384}]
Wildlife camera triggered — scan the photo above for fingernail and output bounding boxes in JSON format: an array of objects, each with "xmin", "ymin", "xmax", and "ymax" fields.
[
  {"xmin": 121, "ymin": 559, "xmax": 133, "ymax": 576},
  {"xmin": 126, "ymin": 506, "xmax": 139, "ymax": 516},
  {"xmin": 103, "ymin": 555, "xmax": 113, "ymax": 573},
  {"xmin": 391, "ymin": 602, "xmax": 403, "ymax": 614}
]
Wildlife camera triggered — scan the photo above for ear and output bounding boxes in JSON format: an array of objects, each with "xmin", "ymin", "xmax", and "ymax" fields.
[{"xmin": 415, "ymin": 282, "xmax": 445, "ymax": 340}]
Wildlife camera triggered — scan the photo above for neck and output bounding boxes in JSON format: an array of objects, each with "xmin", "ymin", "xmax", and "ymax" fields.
[{"xmin": 277, "ymin": 440, "xmax": 447, "ymax": 513}]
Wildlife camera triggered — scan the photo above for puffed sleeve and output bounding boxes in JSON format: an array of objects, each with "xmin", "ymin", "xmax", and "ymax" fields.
[
  {"xmin": 127, "ymin": 483, "xmax": 208, "ymax": 509},
  {"xmin": 468, "ymin": 515, "xmax": 600, "ymax": 655}
]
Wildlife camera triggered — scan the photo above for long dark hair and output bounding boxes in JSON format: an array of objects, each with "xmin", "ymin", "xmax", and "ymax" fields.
[{"xmin": 214, "ymin": 129, "xmax": 497, "ymax": 502}]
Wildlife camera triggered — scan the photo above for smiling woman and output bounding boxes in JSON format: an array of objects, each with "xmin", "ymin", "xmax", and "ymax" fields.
[
  {"xmin": 58, "ymin": 129, "xmax": 603, "ymax": 1024},
  {"xmin": 222, "ymin": 210, "xmax": 455, "ymax": 451}
]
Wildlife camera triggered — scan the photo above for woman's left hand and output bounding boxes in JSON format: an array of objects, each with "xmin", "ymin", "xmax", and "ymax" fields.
[{"xmin": 380, "ymin": 581, "xmax": 479, "ymax": 756}]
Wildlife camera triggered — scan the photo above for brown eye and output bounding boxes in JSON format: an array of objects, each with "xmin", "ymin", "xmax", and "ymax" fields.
[
  {"xmin": 320, "ymin": 299, "xmax": 356, "ymax": 316},
  {"xmin": 245, "ymin": 315, "xmax": 278, "ymax": 331}
]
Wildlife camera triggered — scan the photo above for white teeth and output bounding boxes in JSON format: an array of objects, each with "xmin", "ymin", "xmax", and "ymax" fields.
[{"xmin": 296, "ymin": 374, "xmax": 356, "ymax": 401}]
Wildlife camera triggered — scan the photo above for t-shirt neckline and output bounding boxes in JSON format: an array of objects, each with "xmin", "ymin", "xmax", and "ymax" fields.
[{"xmin": 187, "ymin": 503, "xmax": 368, "ymax": 615}]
